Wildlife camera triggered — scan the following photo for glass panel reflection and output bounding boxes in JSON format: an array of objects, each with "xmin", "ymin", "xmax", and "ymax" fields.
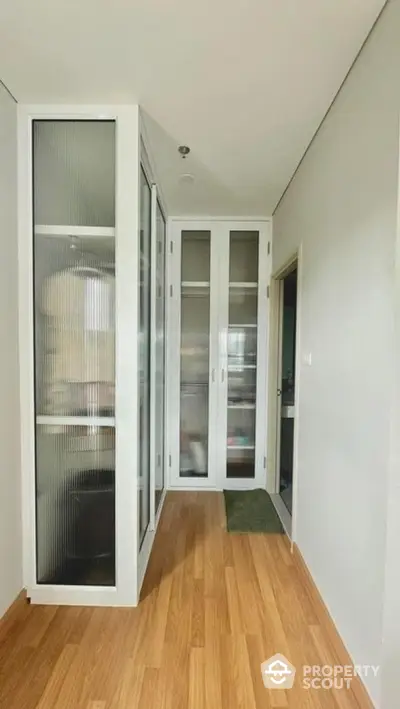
[
  {"xmin": 155, "ymin": 202, "xmax": 166, "ymax": 513},
  {"xmin": 139, "ymin": 168, "xmax": 151, "ymax": 544},
  {"xmin": 180, "ymin": 232, "xmax": 211, "ymax": 478},
  {"xmin": 227, "ymin": 231, "xmax": 259, "ymax": 479}
]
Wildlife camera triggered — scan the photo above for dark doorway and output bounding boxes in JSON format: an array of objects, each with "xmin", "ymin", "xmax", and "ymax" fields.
[{"xmin": 279, "ymin": 266, "xmax": 297, "ymax": 514}]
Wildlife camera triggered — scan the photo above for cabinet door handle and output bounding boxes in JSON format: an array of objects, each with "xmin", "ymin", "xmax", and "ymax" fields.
[
  {"xmin": 221, "ymin": 368, "xmax": 225, "ymax": 383},
  {"xmin": 212, "ymin": 368, "xmax": 216, "ymax": 383}
]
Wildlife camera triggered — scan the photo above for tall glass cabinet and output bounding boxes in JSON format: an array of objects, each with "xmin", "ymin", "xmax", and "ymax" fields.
[{"xmin": 18, "ymin": 105, "xmax": 167, "ymax": 606}]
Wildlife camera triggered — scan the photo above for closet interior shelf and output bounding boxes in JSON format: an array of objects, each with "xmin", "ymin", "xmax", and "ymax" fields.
[
  {"xmin": 36, "ymin": 415, "xmax": 115, "ymax": 427},
  {"xmin": 34, "ymin": 225, "xmax": 115, "ymax": 239},
  {"xmin": 181, "ymin": 381, "xmax": 209, "ymax": 388}
]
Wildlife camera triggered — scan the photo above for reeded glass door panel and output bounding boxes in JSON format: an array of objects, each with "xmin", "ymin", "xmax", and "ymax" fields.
[
  {"xmin": 155, "ymin": 202, "xmax": 166, "ymax": 513},
  {"xmin": 180, "ymin": 231, "xmax": 211, "ymax": 478},
  {"xmin": 33, "ymin": 121, "xmax": 115, "ymax": 227},
  {"xmin": 227, "ymin": 231, "xmax": 259, "ymax": 479},
  {"xmin": 36, "ymin": 425, "xmax": 115, "ymax": 585},
  {"xmin": 139, "ymin": 168, "xmax": 152, "ymax": 544},
  {"xmin": 33, "ymin": 120, "xmax": 116, "ymax": 586},
  {"xmin": 34, "ymin": 236, "xmax": 116, "ymax": 418}
]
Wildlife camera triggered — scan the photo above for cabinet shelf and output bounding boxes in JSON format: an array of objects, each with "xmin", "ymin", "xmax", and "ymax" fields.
[
  {"xmin": 36, "ymin": 415, "xmax": 115, "ymax": 427},
  {"xmin": 229, "ymin": 323, "xmax": 257, "ymax": 329},
  {"xmin": 181, "ymin": 281, "xmax": 210, "ymax": 297},
  {"xmin": 228, "ymin": 403, "xmax": 256, "ymax": 410},
  {"xmin": 181, "ymin": 381, "xmax": 209, "ymax": 389},
  {"xmin": 229, "ymin": 282, "xmax": 257, "ymax": 289},
  {"xmin": 228, "ymin": 364, "xmax": 257, "ymax": 371},
  {"xmin": 35, "ymin": 225, "xmax": 115, "ymax": 239},
  {"xmin": 227, "ymin": 444, "xmax": 255, "ymax": 450}
]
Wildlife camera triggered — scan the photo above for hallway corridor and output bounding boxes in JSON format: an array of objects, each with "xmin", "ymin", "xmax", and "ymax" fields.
[{"xmin": 0, "ymin": 493, "xmax": 364, "ymax": 708}]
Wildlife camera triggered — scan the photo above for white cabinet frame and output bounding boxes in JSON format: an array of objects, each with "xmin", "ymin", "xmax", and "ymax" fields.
[{"xmin": 18, "ymin": 105, "xmax": 143, "ymax": 606}]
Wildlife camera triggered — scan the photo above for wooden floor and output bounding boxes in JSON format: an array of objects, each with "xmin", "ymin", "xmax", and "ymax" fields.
[{"xmin": 0, "ymin": 492, "xmax": 363, "ymax": 709}]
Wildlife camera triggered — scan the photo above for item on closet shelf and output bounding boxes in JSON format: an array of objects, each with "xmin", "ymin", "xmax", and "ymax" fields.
[
  {"xmin": 228, "ymin": 429, "xmax": 250, "ymax": 447},
  {"xmin": 72, "ymin": 381, "xmax": 115, "ymax": 417},
  {"xmin": 180, "ymin": 451, "xmax": 193, "ymax": 475},
  {"xmin": 229, "ymin": 389, "xmax": 256, "ymax": 406},
  {"xmin": 189, "ymin": 438, "xmax": 207, "ymax": 475},
  {"xmin": 180, "ymin": 429, "xmax": 194, "ymax": 475}
]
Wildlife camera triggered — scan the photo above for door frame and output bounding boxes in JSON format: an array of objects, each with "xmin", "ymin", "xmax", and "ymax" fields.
[{"xmin": 267, "ymin": 247, "xmax": 302, "ymax": 541}]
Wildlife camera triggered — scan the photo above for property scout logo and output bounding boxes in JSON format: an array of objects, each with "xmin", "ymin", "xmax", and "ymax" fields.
[
  {"xmin": 261, "ymin": 654, "xmax": 379, "ymax": 691},
  {"xmin": 261, "ymin": 655, "xmax": 296, "ymax": 689}
]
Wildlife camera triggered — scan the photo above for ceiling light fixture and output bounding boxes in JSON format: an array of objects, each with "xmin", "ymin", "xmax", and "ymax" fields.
[{"xmin": 178, "ymin": 145, "xmax": 190, "ymax": 158}]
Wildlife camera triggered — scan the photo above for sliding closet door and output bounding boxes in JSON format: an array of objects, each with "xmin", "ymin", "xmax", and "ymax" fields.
[
  {"xmin": 154, "ymin": 201, "xmax": 166, "ymax": 513},
  {"xmin": 32, "ymin": 120, "xmax": 116, "ymax": 586},
  {"xmin": 139, "ymin": 167, "xmax": 152, "ymax": 545},
  {"xmin": 137, "ymin": 166, "xmax": 168, "ymax": 589}
]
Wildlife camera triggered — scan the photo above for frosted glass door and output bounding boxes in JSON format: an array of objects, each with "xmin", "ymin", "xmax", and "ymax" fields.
[
  {"xmin": 179, "ymin": 231, "xmax": 212, "ymax": 479},
  {"xmin": 139, "ymin": 168, "xmax": 151, "ymax": 545},
  {"xmin": 226, "ymin": 231, "xmax": 259, "ymax": 479},
  {"xmin": 155, "ymin": 202, "xmax": 166, "ymax": 513},
  {"xmin": 33, "ymin": 120, "xmax": 116, "ymax": 586}
]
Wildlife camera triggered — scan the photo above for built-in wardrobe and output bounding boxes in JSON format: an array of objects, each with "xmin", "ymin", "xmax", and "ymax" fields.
[
  {"xmin": 167, "ymin": 219, "xmax": 271, "ymax": 490},
  {"xmin": 18, "ymin": 106, "xmax": 167, "ymax": 606}
]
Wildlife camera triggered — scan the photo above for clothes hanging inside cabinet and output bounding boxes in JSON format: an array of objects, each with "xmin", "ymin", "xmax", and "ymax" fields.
[{"xmin": 41, "ymin": 266, "xmax": 115, "ymax": 416}]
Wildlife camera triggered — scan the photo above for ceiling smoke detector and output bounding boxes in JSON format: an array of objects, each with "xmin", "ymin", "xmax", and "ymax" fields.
[
  {"xmin": 178, "ymin": 145, "xmax": 190, "ymax": 158},
  {"xmin": 179, "ymin": 173, "xmax": 195, "ymax": 185}
]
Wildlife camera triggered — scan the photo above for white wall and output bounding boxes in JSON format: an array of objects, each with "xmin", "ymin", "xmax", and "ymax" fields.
[
  {"xmin": 0, "ymin": 84, "xmax": 23, "ymax": 618},
  {"xmin": 380, "ymin": 122, "xmax": 400, "ymax": 708},
  {"xmin": 273, "ymin": 2, "xmax": 400, "ymax": 706}
]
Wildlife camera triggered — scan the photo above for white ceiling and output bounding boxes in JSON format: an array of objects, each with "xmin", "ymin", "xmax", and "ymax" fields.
[{"xmin": 0, "ymin": 0, "xmax": 386, "ymax": 216}]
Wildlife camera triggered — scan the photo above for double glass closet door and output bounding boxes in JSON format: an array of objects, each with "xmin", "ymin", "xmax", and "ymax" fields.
[{"xmin": 172, "ymin": 221, "xmax": 269, "ymax": 489}]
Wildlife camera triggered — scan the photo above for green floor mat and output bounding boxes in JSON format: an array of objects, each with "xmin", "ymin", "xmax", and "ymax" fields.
[{"xmin": 223, "ymin": 489, "xmax": 284, "ymax": 533}]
